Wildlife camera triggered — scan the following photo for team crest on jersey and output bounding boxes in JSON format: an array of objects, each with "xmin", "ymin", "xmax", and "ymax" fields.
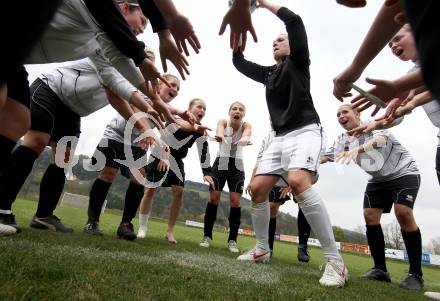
[{"xmin": 306, "ymin": 156, "xmax": 314, "ymax": 164}]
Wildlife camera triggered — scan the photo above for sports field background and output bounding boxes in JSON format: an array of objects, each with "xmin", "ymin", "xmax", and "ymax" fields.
[{"xmin": 1, "ymin": 199, "xmax": 439, "ymax": 300}]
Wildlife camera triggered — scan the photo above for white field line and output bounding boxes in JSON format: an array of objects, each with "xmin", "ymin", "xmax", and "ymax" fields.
[{"xmin": 0, "ymin": 239, "xmax": 284, "ymax": 284}]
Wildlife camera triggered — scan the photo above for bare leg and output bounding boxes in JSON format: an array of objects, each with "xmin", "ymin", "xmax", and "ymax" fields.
[{"xmin": 166, "ymin": 185, "xmax": 184, "ymax": 243}]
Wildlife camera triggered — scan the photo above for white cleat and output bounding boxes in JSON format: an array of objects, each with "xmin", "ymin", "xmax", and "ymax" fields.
[
  {"xmin": 0, "ymin": 224, "xmax": 17, "ymax": 236},
  {"xmin": 319, "ymin": 259, "xmax": 348, "ymax": 288},
  {"xmin": 137, "ymin": 228, "xmax": 147, "ymax": 238},
  {"xmin": 199, "ymin": 236, "xmax": 211, "ymax": 248},
  {"xmin": 425, "ymin": 292, "xmax": 440, "ymax": 300},
  {"xmin": 237, "ymin": 248, "xmax": 270, "ymax": 263},
  {"xmin": 228, "ymin": 240, "xmax": 240, "ymax": 253}
]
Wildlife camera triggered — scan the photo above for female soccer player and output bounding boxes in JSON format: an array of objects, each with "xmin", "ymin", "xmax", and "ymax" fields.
[
  {"xmin": 199, "ymin": 101, "xmax": 251, "ymax": 253},
  {"xmin": 137, "ymin": 98, "xmax": 214, "ymax": 243},
  {"xmin": 232, "ymin": 0, "xmax": 347, "ymax": 287},
  {"xmin": 322, "ymin": 104, "xmax": 424, "ymax": 291}
]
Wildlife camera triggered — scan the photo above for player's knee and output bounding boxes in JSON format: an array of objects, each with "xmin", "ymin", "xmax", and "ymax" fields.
[
  {"xmin": 173, "ymin": 189, "xmax": 183, "ymax": 200},
  {"xmin": 363, "ymin": 210, "xmax": 380, "ymax": 224},
  {"xmin": 288, "ymin": 175, "xmax": 309, "ymax": 194},
  {"xmin": 395, "ymin": 208, "xmax": 414, "ymax": 225},
  {"xmin": 145, "ymin": 188, "xmax": 156, "ymax": 198},
  {"xmin": 99, "ymin": 168, "xmax": 117, "ymax": 182}
]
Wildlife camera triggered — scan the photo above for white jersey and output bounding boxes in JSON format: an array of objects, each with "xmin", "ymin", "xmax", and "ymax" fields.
[
  {"xmin": 40, "ymin": 50, "xmax": 138, "ymax": 117},
  {"xmin": 26, "ymin": 0, "xmax": 144, "ymax": 90},
  {"xmin": 217, "ymin": 121, "xmax": 244, "ymax": 159},
  {"xmin": 103, "ymin": 113, "xmax": 157, "ymax": 146},
  {"xmin": 422, "ymin": 100, "xmax": 440, "ymax": 145},
  {"xmin": 326, "ymin": 122, "xmax": 419, "ymax": 183},
  {"xmin": 410, "ymin": 64, "xmax": 440, "ymax": 143}
]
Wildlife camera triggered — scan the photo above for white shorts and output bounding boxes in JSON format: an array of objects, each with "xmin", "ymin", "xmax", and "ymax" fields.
[{"xmin": 256, "ymin": 123, "xmax": 325, "ymax": 180}]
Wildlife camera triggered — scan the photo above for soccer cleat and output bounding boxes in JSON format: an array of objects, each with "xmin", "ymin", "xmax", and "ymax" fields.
[
  {"xmin": 228, "ymin": 240, "xmax": 239, "ymax": 253},
  {"xmin": 319, "ymin": 259, "xmax": 348, "ymax": 287},
  {"xmin": 361, "ymin": 268, "xmax": 391, "ymax": 282},
  {"xmin": 297, "ymin": 245, "xmax": 310, "ymax": 263},
  {"xmin": 199, "ymin": 236, "xmax": 211, "ymax": 248},
  {"xmin": 425, "ymin": 292, "xmax": 440, "ymax": 300},
  {"xmin": 399, "ymin": 273, "xmax": 424, "ymax": 292},
  {"xmin": 237, "ymin": 248, "xmax": 270, "ymax": 263},
  {"xmin": 137, "ymin": 227, "xmax": 147, "ymax": 238},
  {"xmin": 117, "ymin": 222, "xmax": 137, "ymax": 241},
  {"xmin": 0, "ymin": 213, "xmax": 21, "ymax": 235},
  {"xmin": 30, "ymin": 215, "xmax": 73, "ymax": 233},
  {"xmin": 83, "ymin": 222, "xmax": 103, "ymax": 236}
]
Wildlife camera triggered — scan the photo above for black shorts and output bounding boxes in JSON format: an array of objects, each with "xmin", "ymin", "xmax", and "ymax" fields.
[
  {"xmin": 269, "ymin": 186, "xmax": 291, "ymax": 204},
  {"xmin": 4, "ymin": 65, "xmax": 30, "ymax": 108},
  {"xmin": 146, "ymin": 156, "xmax": 185, "ymax": 187},
  {"xmin": 363, "ymin": 174, "xmax": 420, "ymax": 213},
  {"xmin": 92, "ymin": 138, "xmax": 147, "ymax": 179},
  {"xmin": 209, "ymin": 157, "xmax": 245, "ymax": 193},
  {"xmin": 30, "ymin": 79, "xmax": 81, "ymax": 143}
]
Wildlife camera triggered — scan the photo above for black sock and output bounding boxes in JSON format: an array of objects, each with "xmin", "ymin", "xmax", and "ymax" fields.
[
  {"xmin": 366, "ymin": 224, "xmax": 387, "ymax": 272},
  {"xmin": 401, "ymin": 228, "xmax": 423, "ymax": 276},
  {"xmin": 268, "ymin": 217, "xmax": 277, "ymax": 251},
  {"xmin": 121, "ymin": 182, "xmax": 144, "ymax": 223},
  {"xmin": 298, "ymin": 209, "xmax": 311, "ymax": 246},
  {"xmin": 203, "ymin": 202, "xmax": 217, "ymax": 239},
  {"xmin": 0, "ymin": 135, "xmax": 16, "ymax": 172},
  {"xmin": 228, "ymin": 207, "xmax": 241, "ymax": 242},
  {"xmin": 87, "ymin": 178, "xmax": 112, "ymax": 223},
  {"xmin": 0, "ymin": 145, "xmax": 39, "ymax": 210},
  {"xmin": 36, "ymin": 164, "xmax": 66, "ymax": 217}
]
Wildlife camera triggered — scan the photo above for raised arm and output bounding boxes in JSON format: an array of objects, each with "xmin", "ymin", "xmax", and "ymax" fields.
[
  {"xmin": 232, "ymin": 51, "xmax": 269, "ymax": 84},
  {"xmin": 333, "ymin": 1, "xmax": 404, "ymax": 101},
  {"xmin": 83, "ymin": 0, "xmax": 147, "ymax": 66},
  {"xmin": 152, "ymin": 0, "xmax": 200, "ymax": 56},
  {"xmin": 258, "ymin": 0, "xmax": 310, "ymax": 65}
]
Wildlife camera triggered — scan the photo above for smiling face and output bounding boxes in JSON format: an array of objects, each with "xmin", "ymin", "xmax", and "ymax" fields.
[
  {"xmin": 273, "ymin": 34, "xmax": 290, "ymax": 63},
  {"xmin": 228, "ymin": 102, "xmax": 246, "ymax": 121},
  {"xmin": 159, "ymin": 75, "xmax": 180, "ymax": 103},
  {"xmin": 388, "ymin": 25, "xmax": 417, "ymax": 62},
  {"xmin": 337, "ymin": 105, "xmax": 360, "ymax": 131},
  {"xmin": 120, "ymin": 2, "xmax": 148, "ymax": 36},
  {"xmin": 189, "ymin": 99, "xmax": 206, "ymax": 122}
]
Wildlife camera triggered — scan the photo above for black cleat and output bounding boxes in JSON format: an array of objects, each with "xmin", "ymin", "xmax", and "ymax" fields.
[
  {"xmin": 83, "ymin": 222, "xmax": 103, "ymax": 236},
  {"xmin": 30, "ymin": 215, "xmax": 73, "ymax": 233},
  {"xmin": 297, "ymin": 246, "xmax": 310, "ymax": 263},
  {"xmin": 399, "ymin": 273, "xmax": 424, "ymax": 292},
  {"xmin": 117, "ymin": 222, "xmax": 137, "ymax": 241},
  {"xmin": 0, "ymin": 213, "xmax": 21, "ymax": 234},
  {"xmin": 361, "ymin": 268, "xmax": 391, "ymax": 282}
]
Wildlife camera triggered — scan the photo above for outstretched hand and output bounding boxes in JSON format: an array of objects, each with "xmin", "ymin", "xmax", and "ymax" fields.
[
  {"xmin": 168, "ymin": 13, "xmax": 201, "ymax": 56},
  {"xmin": 159, "ymin": 30, "xmax": 190, "ymax": 80},
  {"xmin": 219, "ymin": 0, "xmax": 257, "ymax": 51}
]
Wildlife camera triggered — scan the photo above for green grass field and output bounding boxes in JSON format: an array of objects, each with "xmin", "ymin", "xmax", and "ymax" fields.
[{"xmin": 1, "ymin": 199, "xmax": 439, "ymax": 301}]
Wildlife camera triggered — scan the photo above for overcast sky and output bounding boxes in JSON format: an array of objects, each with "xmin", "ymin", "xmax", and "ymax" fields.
[{"xmin": 26, "ymin": 0, "xmax": 439, "ymax": 244}]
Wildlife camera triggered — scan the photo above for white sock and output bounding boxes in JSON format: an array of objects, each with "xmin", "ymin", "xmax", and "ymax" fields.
[
  {"xmin": 0, "ymin": 209, "xmax": 12, "ymax": 215},
  {"xmin": 295, "ymin": 187, "xmax": 342, "ymax": 261},
  {"xmin": 139, "ymin": 213, "xmax": 150, "ymax": 229},
  {"xmin": 251, "ymin": 200, "xmax": 270, "ymax": 253}
]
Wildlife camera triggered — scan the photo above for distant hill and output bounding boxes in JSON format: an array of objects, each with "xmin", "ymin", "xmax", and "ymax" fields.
[{"xmin": 18, "ymin": 146, "xmax": 366, "ymax": 243}]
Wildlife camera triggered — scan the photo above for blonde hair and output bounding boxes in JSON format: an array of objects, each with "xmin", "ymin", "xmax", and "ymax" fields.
[
  {"xmin": 145, "ymin": 46, "xmax": 155, "ymax": 63},
  {"xmin": 339, "ymin": 104, "xmax": 361, "ymax": 118},
  {"xmin": 228, "ymin": 101, "xmax": 246, "ymax": 112},
  {"xmin": 188, "ymin": 98, "xmax": 205, "ymax": 110}
]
